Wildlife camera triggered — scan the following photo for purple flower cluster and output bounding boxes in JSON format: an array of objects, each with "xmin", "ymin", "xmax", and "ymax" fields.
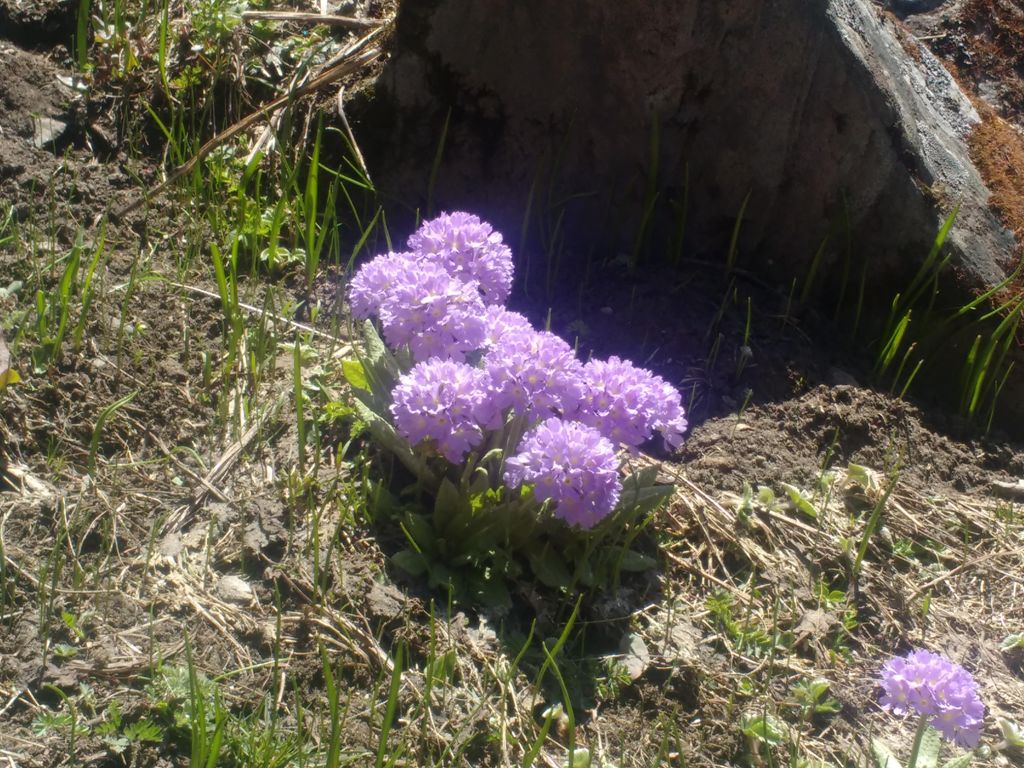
[
  {"xmin": 347, "ymin": 252, "xmax": 486, "ymax": 361},
  {"xmin": 575, "ymin": 356, "xmax": 689, "ymax": 450},
  {"xmin": 504, "ymin": 418, "xmax": 621, "ymax": 528},
  {"xmin": 484, "ymin": 328, "xmax": 584, "ymax": 421},
  {"xmin": 481, "ymin": 306, "xmax": 534, "ymax": 350},
  {"xmin": 349, "ymin": 212, "xmax": 688, "ymax": 527},
  {"xmin": 390, "ymin": 358, "xmax": 494, "ymax": 463},
  {"xmin": 406, "ymin": 211, "xmax": 514, "ymax": 304},
  {"xmin": 880, "ymin": 649, "xmax": 985, "ymax": 748}
]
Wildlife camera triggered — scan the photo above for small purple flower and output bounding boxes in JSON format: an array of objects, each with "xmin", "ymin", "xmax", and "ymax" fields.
[
  {"xmin": 407, "ymin": 212, "xmax": 515, "ymax": 304},
  {"xmin": 405, "ymin": 306, "xmax": 488, "ymax": 363},
  {"xmin": 880, "ymin": 649, "xmax": 985, "ymax": 748},
  {"xmin": 390, "ymin": 358, "xmax": 494, "ymax": 463},
  {"xmin": 504, "ymin": 418, "xmax": 621, "ymax": 528},
  {"xmin": 575, "ymin": 356, "xmax": 688, "ymax": 450},
  {"xmin": 481, "ymin": 306, "xmax": 534, "ymax": 350},
  {"xmin": 348, "ymin": 250, "xmax": 487, "ymax": 362},
  {"xmin": 347, "ymin": 251, "xmax": 421, "ymax": 320},
  {"xmin": 483, "ymin": 327, "xmax": 584, "ymax": 421},
  {"xmin": 375, "ymin": 259, "xmax": 486, "ymax": 360}
]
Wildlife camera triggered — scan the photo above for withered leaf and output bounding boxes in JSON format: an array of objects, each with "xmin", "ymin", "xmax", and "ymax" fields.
[{"xmin": 0, "ymin": 330, "xmax": 21, "ymax": 389}]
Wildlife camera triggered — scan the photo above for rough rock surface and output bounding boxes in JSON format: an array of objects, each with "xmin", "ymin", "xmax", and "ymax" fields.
[{"xmin": 362, "ymin": 0, "xmax": 1018, "ymax": 299}]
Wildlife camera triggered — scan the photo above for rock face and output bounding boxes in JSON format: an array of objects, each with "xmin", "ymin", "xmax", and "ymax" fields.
[{"xmin": 362, "ymin": 0, "xmax": 1017, "ymax": 298}]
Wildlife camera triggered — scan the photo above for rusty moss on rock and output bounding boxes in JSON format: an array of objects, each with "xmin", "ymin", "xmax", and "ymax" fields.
[{"xmin": 969, "ymin": 107, "xmax": 1024, "ymax": 245}]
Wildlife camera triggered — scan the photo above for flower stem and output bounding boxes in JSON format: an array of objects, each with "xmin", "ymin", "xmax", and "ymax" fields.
[{"xmin": 907, "ymin": 716, "xmax": 931, "ymax": 768}]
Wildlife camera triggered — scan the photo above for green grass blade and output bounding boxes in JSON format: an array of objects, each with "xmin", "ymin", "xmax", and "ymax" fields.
[
  {"xmin": 75, "ymin": 0, "xmax": 91, "ymax": 71},
  {"xmin": 425, "ymin": 107, "xmax": 451, "ymax": 217},
  {"xmin": 88, "ymin": 389, "xmax": 138, "ymax": 474},
  {"xmin": 374, "ymin": 644, "xmax": 404, "ymax": 768},
  {"xmin": 320, "ymin": 644, "xmax": 341, "ymax": 768},
  {"xmin": 725, "ymin": 190, "xmax": 751, "ymax": 273}
]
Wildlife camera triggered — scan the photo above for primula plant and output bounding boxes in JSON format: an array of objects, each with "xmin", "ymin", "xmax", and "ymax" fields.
[
  {"xmin": 342, "ymin": 212, "xmax": 685, "ymax": 606},
  {"xmin": 872, "ymin": 649, "xmax": 985, "ymax": 768}
]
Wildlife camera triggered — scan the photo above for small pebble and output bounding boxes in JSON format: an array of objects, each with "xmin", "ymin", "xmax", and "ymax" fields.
[{"xmin": 216, "ymin": 574, "xmax": 253, "ymax": 604}]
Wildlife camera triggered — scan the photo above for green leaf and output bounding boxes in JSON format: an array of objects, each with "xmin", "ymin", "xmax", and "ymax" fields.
[
  {"xmin": 425, "ymin": 648, "xmax": 457, "ymax": 686},
  {"xmin": 0, "ymin": 367, "xmax": 21, "ymax": 389},
  {"xmin": 350, "ymin": 398, "xmax": 439, "ymax": 490},
  {"xmin": 848, "ymin": 463, "xmax": 880, "ymax": 494},
  {"xmin": 342, "ymin": 359, "xmax": 369, "ymax": 391},
  {"xmin": 468, "ymin": 573, "xmax": 512, "ymax": 610},
  {"xmin": 101, "ymin": 734, "xmax": 131, "ymax": 754},
  {"xmin": 624, "ymin": 465, "xmax": 660, "ymax": 489},
  {"xmin": 427, "ymin": 562, "xmax": 456, "ymax": 591},
  {"xmin": 606, "ymin": 547, "xmax": 658, "ymax": 572},
  {"xmin": 916, "ymin": 727, "xmax": 941, "ymax": 768},
  {"xmin": 401, "ymin": 513, "xmax": 436, "ymax": 556},
  {"xmin": 998, "ymin": 717, "xmax": 1024, "ymax": 748},
  {"xmin": 434, "ymin": 478, "xmax": 470, "ymax": 530},
  {"xmin": 756, "ymin": 485, "xmax": 776, "ymax": 506},
  {"xmin": 617, "ymin": 481, "xmax": 674, "ymax": 520},
  {"xmin": 0, "ymin": 331, "xmax": 19, "ymax": 391},
  {"xmin": 391, "ymin": 549, "xmax": 427, "ymax": 577},
  {"xmin": 529, "ymin": 547, "xmax": 574, "ymax": 589},
  {"xmin": 939, "ymin": 753, "xmax": 974, "ymax": 768},
  {"xmin": 362, "ymin": 319, "xmax": 389, "ymax": 368},
  {"xmin": 123, "ymin": 719, "xmax": 163, "ymax": 743},
  {"xmin": 781, "ymin": 483, "xmax": 818, "ymax": 519},
  {"xmin": 739, "ymin": 712, "xmax": 786, "ymax": 746},
  {"xmin": 574, "ymin": 557, "xmax": 595, "ymax": 587},
  {"xmin": 1000, "ymin": 632, "xmax": 1024, "ymax": 650},
  {"xmin": 870, "ymin": 737, "xmax": 904, "ymax": 768}
]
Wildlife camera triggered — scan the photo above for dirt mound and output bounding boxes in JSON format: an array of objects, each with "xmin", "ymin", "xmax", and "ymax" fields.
[{"xmin": 682, "ymin": 384, "xmax": 1017, "ymax": 495}]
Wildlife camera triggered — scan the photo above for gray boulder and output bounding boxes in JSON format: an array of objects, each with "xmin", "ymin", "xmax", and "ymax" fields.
[{"xmin": 363, "ymin": 0, "xmax": 1014, "ymax": 290}]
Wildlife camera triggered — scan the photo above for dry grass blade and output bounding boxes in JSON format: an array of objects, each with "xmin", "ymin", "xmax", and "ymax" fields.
[
  {"xmin": 163, "ymin": 394, "xmax": 287, "ymax": 534},
  {"xmin": 0, "ymin": 330, "xmax": 19, "ymax": 388},
  {"xmin": 337, "ymin": 85, "xmax": 373, "ymax": 187},
  {"xmin": 241, "ymin": 10, "xmax": 384, "ymax": 29}
]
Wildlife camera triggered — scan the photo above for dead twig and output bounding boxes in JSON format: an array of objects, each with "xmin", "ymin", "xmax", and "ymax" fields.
[
  {"xmin": 910, "ymin": 548, "xmax": 1023, "ymax": 597},
  {"xmin": 168, "ymin": 280, "xmax": 351, "ymax": 345}
]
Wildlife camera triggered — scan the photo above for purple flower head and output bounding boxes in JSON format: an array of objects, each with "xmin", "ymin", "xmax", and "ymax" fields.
[
  {"xmin": 484, "ymin": 327, "xmax": 585, "ymax": 421},
  {"xmin": 481, "ymin": 306, "xmax": 534, "ymax": 350},
  {"xmin": 347, "ymin": 251, "xmax": 421, "ymax": 320},
  {"xmin": 504, "ymin": 418, "xmax": 621, "ymax": 528},
  {"xmin": 880, "ymin": 650, "xmax": 985, "ymax": 748},
  {"xmin": 406, "ymin": 306, "xmax": 488, "ymax": 363},
  {"xmin": 390, "ymin": 358, "xmax": 495, "ymax": 463},
  {"xmin": 575, "ymin": 356, "xmax": 688, "ymax": 450},
  {"xmin": 371, "ymin": 258, "xmax": 487, "ymax": 361},
  {"xmin": 407, "ymin": 212, "xmax": 514, "ymax": 305}
]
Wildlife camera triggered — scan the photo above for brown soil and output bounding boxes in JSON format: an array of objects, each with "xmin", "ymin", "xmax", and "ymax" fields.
[{"xmin": 682, "ymin": 384, "xmax": 1016, "ymax": 495}]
